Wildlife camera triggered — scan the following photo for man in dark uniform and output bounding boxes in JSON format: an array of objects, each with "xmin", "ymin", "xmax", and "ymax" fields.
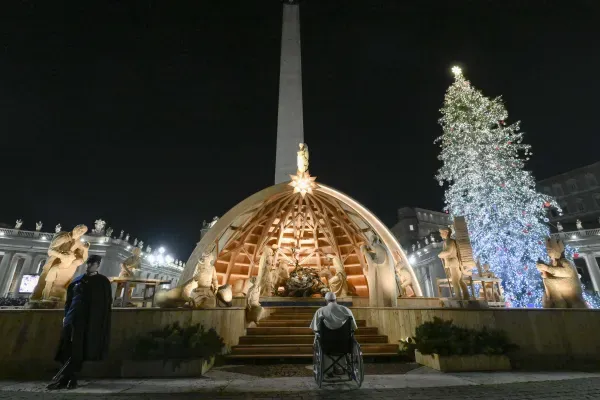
[{"xmin": 47, "ymin": 255, "xmax": 112, "ymax": 390}]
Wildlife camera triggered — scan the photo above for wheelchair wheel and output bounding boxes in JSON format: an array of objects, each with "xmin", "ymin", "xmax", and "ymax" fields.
[
  {"xmin": 313, "ymin": 339, "xmax": 324, "ymax": 388},
  {"xmin": 351, "ymin": 340, "xmax": 364, "ymax": 388}
]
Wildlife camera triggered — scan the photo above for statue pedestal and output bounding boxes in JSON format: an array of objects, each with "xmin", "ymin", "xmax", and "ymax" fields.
[{"xmin": 440, "ymin": 298, "xmax": 489, "ymax": 309}]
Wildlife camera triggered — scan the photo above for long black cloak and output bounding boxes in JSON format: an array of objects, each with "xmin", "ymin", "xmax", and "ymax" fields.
[{"xmin": 55, "ymin": 272, "xmax": 112, "ymax": 365}]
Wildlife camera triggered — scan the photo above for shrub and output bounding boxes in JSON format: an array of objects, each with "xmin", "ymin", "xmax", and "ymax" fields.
[
  {"xmin": 131, "ymin": 322, "xmax": 225, "ymax": 363},
  {"xmin": 0, "ymin": 297, "xmax": 27, "ymax": 307},
  {"xmin": 400, "ymin": 317, "xmax": 518, "ymax": 356}
]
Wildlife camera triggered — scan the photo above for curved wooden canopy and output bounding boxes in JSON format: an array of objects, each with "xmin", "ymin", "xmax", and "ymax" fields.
[{"xmin": 182, "ymin": 182, "xmax": 422, "ymax": 298}]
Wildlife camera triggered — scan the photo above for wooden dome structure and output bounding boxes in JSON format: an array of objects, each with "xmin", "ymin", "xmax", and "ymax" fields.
[{"xmin": 181, "ymin": 182, "xmax": 422, "ymax": 298}]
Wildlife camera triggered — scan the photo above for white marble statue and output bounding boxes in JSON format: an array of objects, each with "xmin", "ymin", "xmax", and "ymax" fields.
[
  {"xmin": 576, "ymin": 219, "xmax": 583, "ymax": 230},
  {"xmin": 438, "ymin": 227, "xmax": 470, "ymax": 300},
  {"xmin": 557, "ymin": 222, "xmax": 563, "ymax": 232},
  {"xmin": 430, "ymin": 234, "xmax": 435, "ymax": 242},
  {"xmin": 257, "ymin": 247, "xmax": 275, "ymax": 296},
  {"xmin": 209, "ymin": 216, "xmax": 219, "ymax": 228},
  {"xmin": 146, "ymin": 245, "xmax": 152, "ymax": 253},
  {"xmin": 393, "ymin": 251, "xmax": 415, "ymax": 297},
  {"xmin": 35, "ymin": 221, "xmax": 43, "ymax": 231},
  {"xmin": 297, "ymin": 143, "xmax": 309, "ymax": 174},
  {"xmin": 119, "ymin": 230, "xmax": 124, "ymax": 239},
  {"xmin": 325, "ymin": 254, "xmax": 350, "ymax": 298},
  {"xmin": 106, "ymin": 227, "xmax": 113, "ymax": 237},
  {"xmin": 246, "ymin": 277, "xmax": 263, "ymax": 325},
  {"xmin": 125, "ymin": 233, "xmax": 130, "ymax": 242},
  {"xmin": 537, "ymin": 238, "xmax": 587, "ymax": 309},
  {"xmin": 417, "ymin": 242, "xmax": 421, "ymax": 249},
  {"xmin": 425, "ymin": 238, "xmax": 429, "ymax": 245},
  {"xmin": 93, "ymin": 219, "xmax": 106, "ymax": 234},
  {"xmin": 133, "ymin": 238, "xmax": 138, "ymax": 246},
  {"xmin": 188, "ymin": 250, "xmax": 219, "ymax": 308},
  {"xmin": 360, "ymin": 236, "xmax": 397, "ymax": 307},
  {"xmin": 55, "ymin": 224, "xmax": 62, "ymax": 233},
  {"xmin": 15, "ymin": 219, "xmax": 23, "ymax": 229},
  {"xmin": 138, "ymin": 240, "xmax": 144, "ymax": 249}
]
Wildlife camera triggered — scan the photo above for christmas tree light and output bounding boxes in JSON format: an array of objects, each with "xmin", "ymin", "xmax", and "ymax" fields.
[{"xmin": 436, "ymin": 66, "xmax": 560, "ymax": 307}]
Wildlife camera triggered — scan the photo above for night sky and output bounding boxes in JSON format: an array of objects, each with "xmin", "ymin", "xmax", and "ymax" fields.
[{"xmin": 1, "ymin": 1, "xmax": 599, "ymax": 259}]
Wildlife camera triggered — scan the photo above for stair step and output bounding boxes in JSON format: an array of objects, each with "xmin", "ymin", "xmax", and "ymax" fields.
[
  {"xmin": 227, "ymin": 352, "xmax": 400, "ymax": 360},
  {"xmin": 259, "ymin": 320, "xmax": 367, "ymax": 327},
  {"xmin": 247, "ymin": 327, "xmax": 378, "ymax": 336},
  {"xmin": 230, "ymin": 343, "xmax": 398, "ymax": 356},
  {"xmin": 266, "ymin": 314, "xmax": 330, "ymax": 320},
  {"xmin": 239, "ymin": 334, "xmax": 389, "ymax": 345}
]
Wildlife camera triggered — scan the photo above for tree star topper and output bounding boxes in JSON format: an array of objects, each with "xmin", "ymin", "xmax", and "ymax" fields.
[{"xmin": 451, "ymin": 66, "xmax": 462, "ymax": 76}]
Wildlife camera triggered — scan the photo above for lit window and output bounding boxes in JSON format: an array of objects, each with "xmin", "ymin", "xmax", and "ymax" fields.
[{"xmin": 409, "ymin": 225, "xmax": 414, "ymax": 231}]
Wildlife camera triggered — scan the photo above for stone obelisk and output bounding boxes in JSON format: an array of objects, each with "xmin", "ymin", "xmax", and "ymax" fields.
[{"xmin": 274, "ymin": 0, "xmax": 304, "ymax": 184}]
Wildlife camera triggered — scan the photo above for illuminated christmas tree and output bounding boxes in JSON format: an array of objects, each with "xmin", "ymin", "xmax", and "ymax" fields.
[{"xmin": 435, "ymin": 66, "xmax": 559, "ymax": 307}]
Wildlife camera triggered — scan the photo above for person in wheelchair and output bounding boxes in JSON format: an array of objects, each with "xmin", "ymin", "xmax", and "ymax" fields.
[{"xmin": 310, "ymin": 292, "xmax": 358, "ymax": 378}]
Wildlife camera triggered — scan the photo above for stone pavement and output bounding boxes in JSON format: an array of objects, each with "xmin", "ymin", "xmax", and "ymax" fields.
[{"xmin": 0, "ymin": 365, "xmax": 599, "ymax": 399}]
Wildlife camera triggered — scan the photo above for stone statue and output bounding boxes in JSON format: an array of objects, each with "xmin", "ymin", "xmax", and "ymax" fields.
[
  {"xmin": 93, "ymin": 219, "xmax": 106, "ymax": 235},
  {"xmin": 30, "ymin": 225, "xmax": 90, "ymax": 305},
  {"xmin": 536, "ymin": 238, "xmax": 588, "ymax": 309},
  {"xmin": 119, "ymin": 230, "xmax": 124, "ymax": 239},
  {"xmin": 576, "ymin": 219, "xmax": 583, "ymax": 230},
  {"xmin": 412, "ymin": 244, "xmax": 416, "ymax": 252},
  {"xmin": 360, "ymin": 236, "xmax": 397, "ymax": 306},
  {"xmin": 245, "ymin": 277, "xmax": 263, "ymax": 325},
  {"xmin": 438, "ymin": 227, "xmax": 469, "ymax": 300},
  {"xmin": 119, "ymin": 247, "xmax": 141, "ymax": 278},
  {"xmin": 138, "ymin": 240, "xmax": 144, "ymax": 249},
  {"xmin": 216, "ymin": 284, "xmax": 233, "ymax": 307},
  {"xmin": 325, "ymin": 254, "xmax": 350, "ymax": 298},
  {"xmin": 106, "ymin": 227, "xmax": 113, "ymax": 237},
  {"xmin": 15, "ymin": 219, "xmax": 23, "ymax": 229},
  {"xmin": 257, "ymin": 247, "xmax": 275, "ymax": 296},
  {"xmin": 425, "ymin": 238, "xmax": 429, "ymax": 245},
  {"xmin": 417, "ymin": 242, "xmax": 421, "ymax": 249},
  {"xmin": 125, "ymin": 234, "xmax": 130, "ymax": 242},
  {"xmin": 393, "ymin": 251, "xmax": 415, "ymax": 297},
  {"xmin": 133, "ymin": 238, "xmax": 138, "ymax": 246},
  {"xmin": 478, "ymin": 264, "xmax": 502, "ymax": 302},
  {"xmin": 209, "ymin": 216, "xmax": 219, "ymax": 227},
  {"xmin": 55, "ymin": 224, "xmax": 62, "ymax": 233},
  {"xmin": 297, "ymin": 143, "xmax": 309, "ymax": 174},
  {"xmin": 146, "ymin": 245, "xmax": 152, "ymax": 253},
  {"xmin": 557, "ymin": 222, "xmax": 563, "ymax": 232},
  {"xmin": 36, "ymin": 221, "xmax": 43, "ymax": 231},
  {"xmin": 430, "ymin": 234, "xmax": 435, "ymax": 242},
  {"xmin": 188, "ymin": 250, "xmax": 219, "ymax": 308}
]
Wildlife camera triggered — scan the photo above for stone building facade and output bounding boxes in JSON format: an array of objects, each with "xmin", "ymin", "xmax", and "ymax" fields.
[
  {"xmin": 390, "ymin": 207, "xmax": 449, "ymax": 298},
  {"xmin": 537, "ymin": 161, "xmax": 600, "ymax": 230},
  {"xmin": 0, "ymin": 226, "xmax": 183, "ymax": 298}
]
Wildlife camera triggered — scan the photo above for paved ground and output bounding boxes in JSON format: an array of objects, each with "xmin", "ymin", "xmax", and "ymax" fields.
[{"xmin": 0, "ymin": 365, "xmax": 599, "ymax": 399}]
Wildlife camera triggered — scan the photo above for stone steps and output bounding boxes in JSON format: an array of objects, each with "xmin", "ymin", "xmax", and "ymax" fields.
[
  {"xmin": 228, "ymin": 307, "xmax": 399, "ymax": 361},
  {"xmin": 259, "ymin": 319, "xmax": 367, "ymax": 327},
  {"xmin": 247, "ymin": 326, "xmax": 379, "ymax": 335},
  {"xmin": 231, "ymin": 343, "xmax": 399, "ymax": 356},
  {"xmin": 239, "ymin": 334, "xmax": 389, "ymax": 345}
]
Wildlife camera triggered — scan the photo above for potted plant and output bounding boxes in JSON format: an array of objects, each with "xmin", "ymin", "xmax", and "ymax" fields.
[
  {"xmin": 122, "ymin": 322, "xmax": 225, "ymax": 378},
  {"xmin": 400, "ymin": 317, "xmax": 517, "ymax": 372}
]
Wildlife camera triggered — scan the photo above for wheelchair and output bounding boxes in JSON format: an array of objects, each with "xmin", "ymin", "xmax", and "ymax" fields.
[{"xmin": 312, "ymin": 318, "xmax": 364, "ymax": 388}]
